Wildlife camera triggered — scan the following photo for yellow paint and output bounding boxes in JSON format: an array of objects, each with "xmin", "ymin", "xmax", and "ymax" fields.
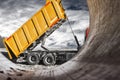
[{"xmin": 3, "ymin": 0, "xmax": 66, "ymax": 59}]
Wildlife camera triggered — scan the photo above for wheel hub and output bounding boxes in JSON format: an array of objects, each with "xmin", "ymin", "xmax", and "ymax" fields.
[
  {"xmin": 31, "ymin": 56, "xmax": 36, "ymax": 61},
  {"xmin": 47, "ymin": 57, "xmax": 53, "ymax": 63}
]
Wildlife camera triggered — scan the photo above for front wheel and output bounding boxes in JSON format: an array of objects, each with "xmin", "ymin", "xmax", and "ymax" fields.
[
  {"xmin": 43, "ymin": 54, "xmax": 56, "ymax": 66},
  {"xmin": 26, "ymin": 53, "xmax": 39, "ymax": 65}
]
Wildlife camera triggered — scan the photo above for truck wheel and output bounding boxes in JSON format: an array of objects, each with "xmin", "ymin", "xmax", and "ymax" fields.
[
  {"xmin": 26, "ymin": 53, "xmax": 39, "ymax": 65},
  {"xmin": 43, "ymin": 54, "xmax": 56, "ymax": 66}
]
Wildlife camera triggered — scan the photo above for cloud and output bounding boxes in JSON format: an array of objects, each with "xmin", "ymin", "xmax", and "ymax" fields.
[
  {"xmin": 0, "ymin": 0, "xmax": 89, "ymax": 48},
  {"xmin": 0, "ymin": 0, "xmax": 45, "ymax": 37},
  {"xmin": 0, "ymin": 0, "xmax": 86, "ymax": 37},
  {"xmin": 62, "ymin": 0, "xmax": 88, "ymax": 10}
]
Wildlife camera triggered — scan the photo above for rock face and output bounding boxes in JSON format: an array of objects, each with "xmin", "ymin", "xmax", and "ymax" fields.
[
  {"xmin": 1, "ymin": 0, "xmax": 120, "ymax": 80},
  {"xmin": 83, "ymin": 0, "xmax": 120, "ymax": 62}
]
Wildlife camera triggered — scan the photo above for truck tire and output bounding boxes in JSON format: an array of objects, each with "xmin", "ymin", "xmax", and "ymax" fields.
[
  {"xmin": 26, "ymin": 53, "xmax": 39, "ymax": 65},
  {"xmin": 43, "ymin": 54, "xmax": 56, "ymax": 66}
]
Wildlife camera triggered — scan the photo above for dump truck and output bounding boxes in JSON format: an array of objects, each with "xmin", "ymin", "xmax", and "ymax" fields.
[{"xmin": 3, "ymin": 0, "xmax": 80, "ymax": 65}]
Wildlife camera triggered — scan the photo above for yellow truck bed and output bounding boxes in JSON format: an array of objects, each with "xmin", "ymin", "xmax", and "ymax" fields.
[{"xmin": 3, "ymin": 0, "xmax": 66, "ymax": 59}]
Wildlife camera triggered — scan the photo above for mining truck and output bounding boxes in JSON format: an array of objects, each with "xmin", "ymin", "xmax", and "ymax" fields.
[{"xmin": 3, "ymin": 0, "xmax": 82, "ymax": 66}]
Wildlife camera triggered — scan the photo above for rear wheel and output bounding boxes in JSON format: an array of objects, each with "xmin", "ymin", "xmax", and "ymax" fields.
[
  {"xmin": 26, "ymin": 53, "xmax": 39, "ymax": 65},
  {"xmin": 43, "ymin": 54, "xmax": 56, "ymax": 66}
]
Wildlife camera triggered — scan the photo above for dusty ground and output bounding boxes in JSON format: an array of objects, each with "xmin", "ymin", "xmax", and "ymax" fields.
[
  {"xmin": 0, "ymin": 48, "xmax": 62, "ymax": 80},
  {"xmin": 0, "ymin": 48, "xmax": 120, "ymax": 80}
]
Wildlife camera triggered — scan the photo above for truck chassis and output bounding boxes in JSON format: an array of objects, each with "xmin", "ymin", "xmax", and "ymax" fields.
[{"xmin": 18, "ymin": 48, "xmax": 78, "ymax": 66}]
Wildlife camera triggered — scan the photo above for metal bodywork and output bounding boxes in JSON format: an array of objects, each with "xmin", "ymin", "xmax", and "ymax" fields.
[{"xmin": 3, "ymin": 0, "xmax": 66, "ymax": 60}]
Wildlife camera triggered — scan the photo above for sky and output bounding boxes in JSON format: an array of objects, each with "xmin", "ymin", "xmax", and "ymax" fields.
[
  {"xmin": 0, "ymin": 0, "xmax": 88, "ymax": 37},
  {"xmin": 0, "ymin": 0, "xmax": 89, "ymax": 48}
]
